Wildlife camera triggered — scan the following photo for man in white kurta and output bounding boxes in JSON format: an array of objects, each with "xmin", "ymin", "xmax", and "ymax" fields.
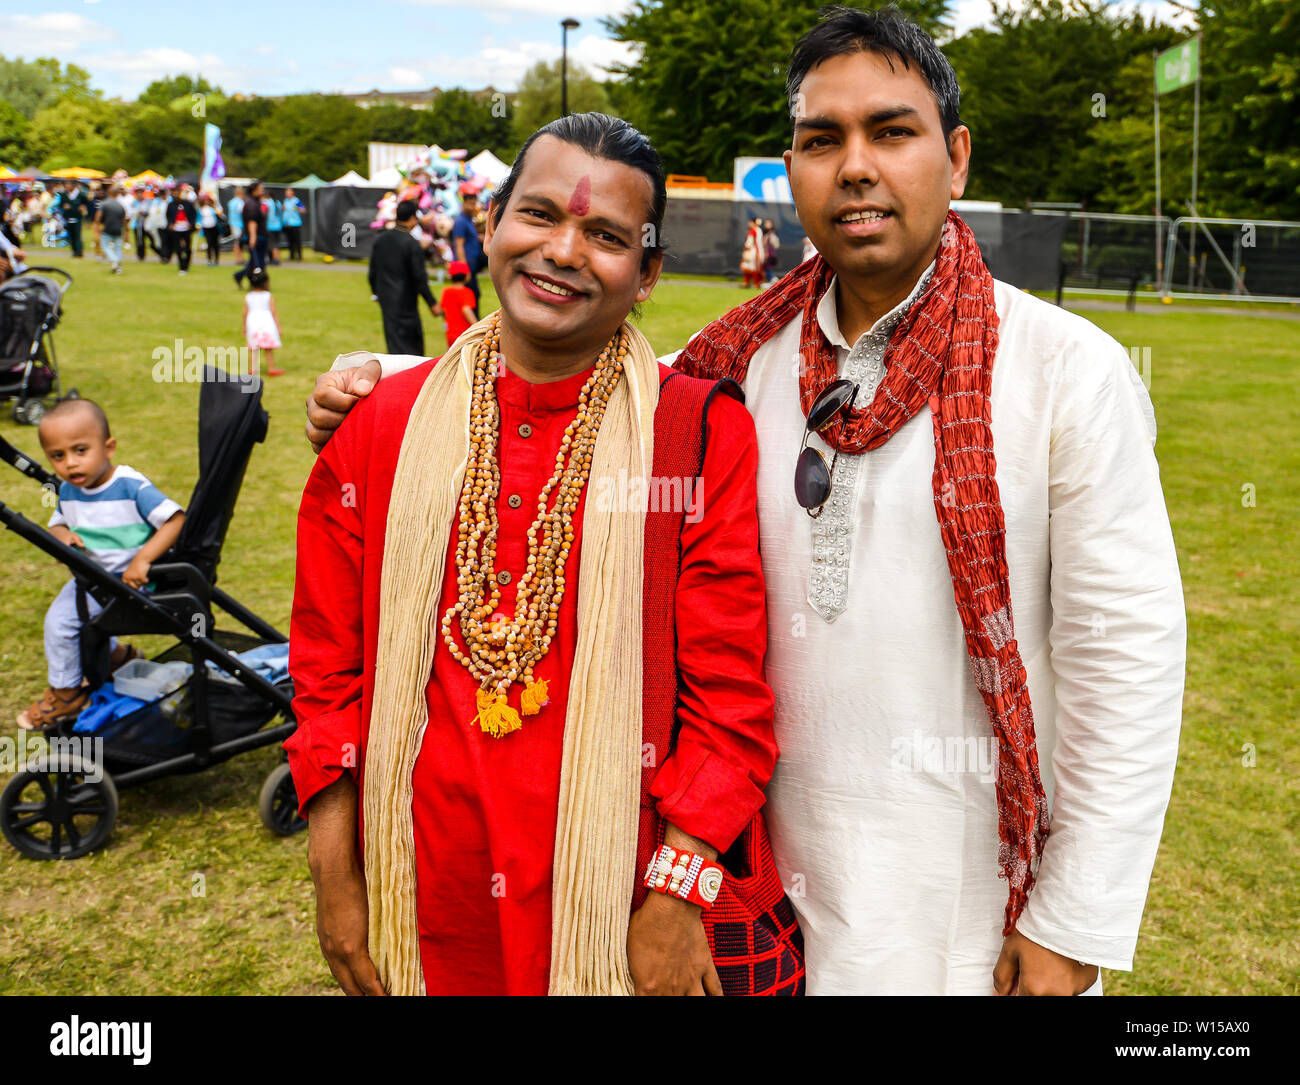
[{"xmin": 709, "ymin": 264, "xmax": 1185, "ymax": 993}]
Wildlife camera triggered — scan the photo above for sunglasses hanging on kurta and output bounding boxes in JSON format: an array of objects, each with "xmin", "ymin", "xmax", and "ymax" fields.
[{"xmin": 795, "ymin": 378, "xmax": 860, "ymax": 518}]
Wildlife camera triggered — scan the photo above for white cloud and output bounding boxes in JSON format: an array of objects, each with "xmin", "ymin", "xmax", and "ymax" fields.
[
  {"xmin": 88, "ymin": 48, "xmax": 272, "ymax": 98},
  {"xmin": 472, "ymin": 32, "xmax": 637, "ymax": 85},
  {"xmin": 388, "ymin": 66, "xmax": 428, "ymax": 87},
  {"xmin": 341, "ymin": 33, "xmax": 636, "ymax": 94},
  {"xmin": 571, "ymin": 33, "xmax": 638, "ymax": 75},
  {"xmin": 0, "ymin": 12, "xmax": 116, "ymax": 54},
  {"xmin": 95, "ymin": 47, "xmax": 227, "ymax": 78}
]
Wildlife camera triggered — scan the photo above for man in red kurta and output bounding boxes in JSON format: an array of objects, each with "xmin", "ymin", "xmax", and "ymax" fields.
[{"xmin": 287, "ymin": 114, "xmax": 787, "ymax": 995}]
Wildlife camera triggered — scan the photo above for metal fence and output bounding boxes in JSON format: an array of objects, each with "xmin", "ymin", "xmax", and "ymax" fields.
[
  {"xmin": 1033, "ymin": 209, "xmax": 1300, "ymax": 302},
  {"xmin": 1163, "ymin": 217, "xmax": 1300, "ymax": 302},
  {"xmin": 661, "ymin": 200, "xmax": 1069, "ymax": 290},
  {"xmin": 1044, "ymin": 211, "xmax": 1171, "ymax": 292}
]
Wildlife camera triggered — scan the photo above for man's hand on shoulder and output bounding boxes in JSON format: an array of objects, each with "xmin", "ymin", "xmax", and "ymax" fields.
[
  {"xmin": 306, "ymin": 358, "xmax": 382, "ymax": 454},
  {"xmin": 993, "ymin": 929, "xmax": 1099, "ymax": 996}
]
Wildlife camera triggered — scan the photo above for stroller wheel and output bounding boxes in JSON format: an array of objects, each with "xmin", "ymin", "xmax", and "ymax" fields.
[
  {"xmin": 1, "ymin": 753, "xmax": 118, "ymax": 860},
  {"xmin": 13, "ymin": 398, "xmax": 46, "ymax": 425},
  {"xmin": 63, "ymin": 388, "xmax": 81, "ymax": 400},
  {"xmin": 258, "ymin": 762, "xmax": 307, "ymax": 837}
]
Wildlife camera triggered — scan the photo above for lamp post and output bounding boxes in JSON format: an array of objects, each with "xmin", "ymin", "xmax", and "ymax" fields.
[{"xmin": 561, "ymin": 17, "xmax": 580, "ymax": 117}]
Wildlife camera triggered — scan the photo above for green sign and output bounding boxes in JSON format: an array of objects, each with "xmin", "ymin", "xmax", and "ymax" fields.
[{"xmin": 1156, "ymin": 37, "xmax": 1200, "ymax": 94}]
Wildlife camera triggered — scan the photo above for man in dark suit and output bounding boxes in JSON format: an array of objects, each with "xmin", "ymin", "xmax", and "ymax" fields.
[
  {"xmin": 165, "ymin": 185, "xmax": 199, "ymax": 275},
  {"xmin": 368, "ymin": 199, "xmax": 439, "ymax": 355}
]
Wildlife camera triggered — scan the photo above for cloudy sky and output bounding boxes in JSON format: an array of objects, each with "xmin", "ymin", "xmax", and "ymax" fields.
[{"xmin": 0, "ymin": 1, "xmax": 1194, "ymax": 101}]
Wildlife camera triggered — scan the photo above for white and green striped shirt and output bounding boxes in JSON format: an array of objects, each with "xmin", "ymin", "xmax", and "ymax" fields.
[{"xmin": 48, "ymin": 465, "xmax": 183, "ymax": 574}]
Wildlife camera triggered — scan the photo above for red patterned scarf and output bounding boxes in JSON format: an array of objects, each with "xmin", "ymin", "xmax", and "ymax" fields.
[{"xmin": 676, "ymin": 210, "xmax": 1049, "ymax": 932}]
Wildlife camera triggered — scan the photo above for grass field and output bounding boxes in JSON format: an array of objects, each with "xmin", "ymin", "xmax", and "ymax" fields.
[{"xmin": 0, "ymin": 245, "xmax": 1295, "ymax": 995}]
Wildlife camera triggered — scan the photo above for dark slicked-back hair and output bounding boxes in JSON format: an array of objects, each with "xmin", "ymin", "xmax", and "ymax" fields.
[
  {"xmin": 787, "ymin": 5, "xmax": 962, "ymax": 139},
  {"xmin": 491, "ymin": 112, "xmax": 667, "ymax": 269},
  {"xmin": 41, "ymin": 397, "xmax": 111, "ymax": 441}
]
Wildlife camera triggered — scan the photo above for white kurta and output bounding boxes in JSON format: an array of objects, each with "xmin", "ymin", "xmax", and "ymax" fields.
[
  {"xmin": 349, "ymin": 272, "xmax": 1187, "ymax": 995},
  {"xmin": 711, "ymin": 274, "xmax": 1185, "ymax": 995}
]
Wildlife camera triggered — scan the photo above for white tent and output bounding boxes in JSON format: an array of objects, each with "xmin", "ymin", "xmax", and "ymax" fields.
[
  {"xmin": 330, "ymin": 170, "xmax": 369, "ymax": 186},
  {"xmin": 468, "ymin": 149, "xmax": 510, "ymax": 187},
  {"xmin": 368, "ymin": 165, "xmax": 404, "ymax": 188}
]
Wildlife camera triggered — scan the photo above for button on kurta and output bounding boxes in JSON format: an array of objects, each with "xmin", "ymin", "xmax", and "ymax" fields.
[
  {"xmin": 497, "ymin": 570, "xmax": 512, "ymax": 585},
  {"xmin": 507, "ymin": 494, "xmax": 522, "ymax": 509},
  {"xmin": 518, "ymin": 423, "xmax": 533, "ymax": 438}
]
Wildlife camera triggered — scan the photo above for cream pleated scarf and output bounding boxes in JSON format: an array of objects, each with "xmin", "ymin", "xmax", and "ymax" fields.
[{"xmin": 363, "ymin": 315, "xmax": 661, "ymax": 995}]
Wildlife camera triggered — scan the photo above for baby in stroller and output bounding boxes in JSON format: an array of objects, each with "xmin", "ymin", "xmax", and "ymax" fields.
[{"xmin": 17, "ymin": 397, "xmax": 186, "ymax": 730}]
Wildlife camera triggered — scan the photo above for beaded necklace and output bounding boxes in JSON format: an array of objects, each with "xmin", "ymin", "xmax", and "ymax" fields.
[{"xmin": 441, "ymin": 312, "xmax": 628, "ymax": 737}]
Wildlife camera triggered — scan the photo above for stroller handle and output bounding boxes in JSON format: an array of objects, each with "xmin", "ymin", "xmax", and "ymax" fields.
[
  {"xmin": 14, "ymin": 265, "xmax": 73, "ymax": 294},
  {"xmin": 0, "ymin": 431, "xmax": 57, "ymax": 487}
]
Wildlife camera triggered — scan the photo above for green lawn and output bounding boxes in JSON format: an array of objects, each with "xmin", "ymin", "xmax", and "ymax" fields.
[{"xmin": 0, "ymin": 248, "xmax": 1295, "ymax": 994}]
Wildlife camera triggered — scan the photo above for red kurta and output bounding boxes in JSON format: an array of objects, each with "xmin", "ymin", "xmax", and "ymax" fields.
[{"xmin": 287, "ymin": 358, "xmax": 777, "ymax": 995}]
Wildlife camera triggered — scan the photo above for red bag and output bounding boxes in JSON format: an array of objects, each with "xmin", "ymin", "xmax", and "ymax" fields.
[{"xmin": 637, "ymin": 372, "xmax": 806, "ymax": 996}]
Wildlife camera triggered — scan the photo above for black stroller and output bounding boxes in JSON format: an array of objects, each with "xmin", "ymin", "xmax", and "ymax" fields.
[
  {"xmin": 0, "ymin": 367, "xmax": 303, "ymax": 859},
  {"xmin": 0, "ymin": 266, "xmax": 78, "ymax": 425}
]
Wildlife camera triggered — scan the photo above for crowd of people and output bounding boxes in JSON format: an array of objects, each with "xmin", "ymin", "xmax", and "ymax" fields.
[{"xmin": 0, "ymin": 177, "xmax": 307, "ymax": 282}]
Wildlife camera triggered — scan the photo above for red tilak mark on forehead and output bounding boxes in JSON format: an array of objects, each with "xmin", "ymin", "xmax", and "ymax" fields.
[{"xmin": 568, "ymin": 175, "xmax": 591, "ymax": 216}]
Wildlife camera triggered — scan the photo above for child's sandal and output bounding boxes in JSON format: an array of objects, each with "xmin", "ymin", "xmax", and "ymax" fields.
[{"xmin": 16, "ymin": 687, "xmax": 91, "ymax": 731}]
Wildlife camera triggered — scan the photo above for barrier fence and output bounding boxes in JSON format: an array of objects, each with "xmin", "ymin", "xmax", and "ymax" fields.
[
  {"xmin": 1163, "ymin": 218, "xmax": 1300, "ymax": 301},
  {"xmin": 234, "ymin": 183, "xmax": 1300, "ymax": 303}
]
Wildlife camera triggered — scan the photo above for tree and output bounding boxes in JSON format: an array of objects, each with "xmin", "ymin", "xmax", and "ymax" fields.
[
  {"xmin": 119, "ymin": 104, "xmax": 206, "ymax": 175},
  {"xmin": 0, "ymin": 100, "xmax": 30, "ymax": 164},
  {"xmin": 509, "ymin": 61, "xmax": 610, "ymax": 150},
  {"xmin": 944, "ymin": 0, "xmax": 1174, "ymax": 208},
  {"xmin": 137, "ymin": 74, "xmax": 222, "ymax": 109},
  {"xmin": 207, "ymin": 96, "xmax": 274, "ymax": 177},
  {"xmin": 243, "ymin": 95, "xmax": 370, "ymax": 179},
  {"xmin": 0, "ymin": 56, "xmax": 96, "ymax": 118},
  {"xmin": 366, "ymin": 103, "xmax": 424, "ymax": 145},
  {"xmin": 604, "ymin": 0, "xmax": 951, "ymax": 179},
  {"xmin": 422, "ymin": 88, "xmax": 513, "ymax": 160},
  {"xmin": 1195, "ymin": 0, "xmax": 1300, "ymax": 219},
  {"xmin": 26, "ymin": 96, "xmax": 125, "ymax": 170}
]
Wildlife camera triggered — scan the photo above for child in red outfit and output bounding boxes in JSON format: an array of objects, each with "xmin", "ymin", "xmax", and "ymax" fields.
[{"xmin": 440, "ymin": 260, "xmax": 478, "ymax": 350}]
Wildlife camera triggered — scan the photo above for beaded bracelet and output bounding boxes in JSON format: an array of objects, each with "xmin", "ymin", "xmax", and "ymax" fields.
[{"xmin": 643, "ymin": 844, "xmax": 725, "ymax": 909}]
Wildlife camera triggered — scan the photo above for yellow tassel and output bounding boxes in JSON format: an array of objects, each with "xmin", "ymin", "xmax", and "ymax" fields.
[
  {"xmin": 470, "ymin": 687, "xmax": 497, "ymax": 732},
  {"xmin": 475, "ymin": 691, "xmax": 523, "ymax": 738},
  {"xmin": 521, "ymin": 679, "xmax": 550, "ymax": 717},
  {"xmin": 470, "ymin": 687, "xmax": 495, "ymax": 728}
]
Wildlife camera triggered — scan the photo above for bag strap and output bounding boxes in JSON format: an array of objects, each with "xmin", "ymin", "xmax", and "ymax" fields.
[{"xmin": 642, "ymin": 371, "xmax": 745, "ymax": 762}]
